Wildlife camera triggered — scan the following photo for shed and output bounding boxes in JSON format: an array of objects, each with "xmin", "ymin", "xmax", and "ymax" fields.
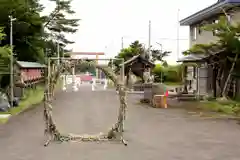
[
  {"xmin": 15, "ymin": 61, "xmax": 46, "ymax": 87},
  {"xmin": 120, "ymin": 54, "xmax": 155, "ymax": 85}
]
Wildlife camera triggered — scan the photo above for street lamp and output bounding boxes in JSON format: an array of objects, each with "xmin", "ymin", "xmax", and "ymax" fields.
[{"xmin": 9, "ymin": 15, "xmax": 16, "ymax": 107}]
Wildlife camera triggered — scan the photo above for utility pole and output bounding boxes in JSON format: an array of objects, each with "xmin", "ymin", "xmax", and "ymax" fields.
[
  {"xmin": 148, "ymin": 20, "xmax": 152, "ymax": 59},
  {"xmin": 121, "ymin": 37, "xmax": 124, "ymax": 49},
  {"xmin": 177, "ymin": 9, "xmax": 180, "ymax": 60},
  {"xmin": 9, "ymin": 15, "xmax": 16, "ymax": 107}
]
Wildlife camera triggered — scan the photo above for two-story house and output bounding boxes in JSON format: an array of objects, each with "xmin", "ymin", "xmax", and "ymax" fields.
[
  {"xmin": 178, "ymin": 0, "xmax": 240, "ymax": 98},
  {"xmin": 181, "ymin": 0, "xmax": 240, "ymax": 47}
]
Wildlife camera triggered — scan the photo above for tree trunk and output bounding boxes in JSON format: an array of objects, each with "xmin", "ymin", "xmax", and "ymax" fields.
[
  {"xmin": 222, "ymin": 54, "xmax": 238, "ymax": 97},
  {"xmin": 213, "ymin": 67, "xmax": 217, "ymax": 97}
]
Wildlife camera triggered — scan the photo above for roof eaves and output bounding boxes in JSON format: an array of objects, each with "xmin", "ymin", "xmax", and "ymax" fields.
[
  {"xmin": 177, "ymin": 54, "xmax": 207, "ymax": 62},
  {"xmin": 120, "ymin": 55, "xmax": 140, "ymax": 66},
  {"xmin": 180, "ymin": 1, "xmax": 229, "ymax": 26},
  {"xmin": 16, "ymin": 61, "xmax": 46, "ymax": 68}
]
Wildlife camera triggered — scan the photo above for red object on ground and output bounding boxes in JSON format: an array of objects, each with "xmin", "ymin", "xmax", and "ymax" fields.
[
  {"xmin": 79, "ymin": 75, "xmax": 93, "ymax": 81},
  {"xmin": 165, "ymin": 90, "xmax": 169, "ymax": 97}
]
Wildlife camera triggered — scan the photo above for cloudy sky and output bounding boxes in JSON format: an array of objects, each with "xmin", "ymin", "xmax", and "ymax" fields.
[{"xmin": 41, "ymin": 0, "xmax": 217, "ymax": 64}]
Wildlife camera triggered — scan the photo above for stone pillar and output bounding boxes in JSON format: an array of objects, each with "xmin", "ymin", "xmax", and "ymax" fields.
[
  {"xmin": 72, "ymin": 66, "xmax": 78, "ymax": 92},
  {"xmin": 92, "ymin": 78, "xmax": 96, "ymax": 91},
  {"xmin": 62, "ymin": 75, "xmax": 66, "ymax": 91},
  {"xmin": 103, "ymin": 79, "xmax": 107, "ymax": 90}
]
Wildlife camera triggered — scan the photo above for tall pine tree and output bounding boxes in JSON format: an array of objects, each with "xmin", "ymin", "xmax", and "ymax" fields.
[{"xmin": 44, "ymin": 0, "xmax": 80, "ymax": 57}]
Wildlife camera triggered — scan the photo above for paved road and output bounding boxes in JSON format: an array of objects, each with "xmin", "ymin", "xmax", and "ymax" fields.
[{"xmin": 1, "ymin": 86, "xmax": 240, "ymax": 160}]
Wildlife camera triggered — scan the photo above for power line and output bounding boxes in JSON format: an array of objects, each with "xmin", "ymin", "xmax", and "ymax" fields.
[{"xmin": 121, "ymin": 36, "xmax": 188, "ymax": 41}]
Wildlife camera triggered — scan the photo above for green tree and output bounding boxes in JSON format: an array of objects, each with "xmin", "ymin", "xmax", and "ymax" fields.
[
  {"xmin": 183, "ymin": 15, "xmax": 240, "ymax": 98},
  {"xmin": 203, "ymin": 16, "xmax": 240, "ymax": 98},
  {"xmin": 117, "ymin": 40, "xmax": 145, "ymax": 60},
  {"xmin": 110, "ymin": 40, "xmax": 146, "ymax": 72},
  {"xmin": 152, "ymin": 64, "xmax": 164, "ymax": 82},
  {"xmin": 44, "ymin": 0, "xmax": 80, "ymax": 58},
  {"xmin": 0, "ymin": 0, "xmax": 45, "ymax": 62},
  {"xmin": 0, "ymin": 27, "xmax": 11, "ymax": 89},
  {"xmin": 151, "ymin": 49, "xmax": 170, "ymax": 63}
]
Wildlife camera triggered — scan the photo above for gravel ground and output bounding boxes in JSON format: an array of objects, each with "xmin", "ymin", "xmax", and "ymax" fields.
[{"xmin": 0, "ymin": 85, "xmax": 240, "ymax": 160}]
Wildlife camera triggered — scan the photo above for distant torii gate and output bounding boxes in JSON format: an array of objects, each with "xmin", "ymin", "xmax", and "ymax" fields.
[{"xmin": 70, "ymin": 52, "xmax": 105, "ymax": 78}]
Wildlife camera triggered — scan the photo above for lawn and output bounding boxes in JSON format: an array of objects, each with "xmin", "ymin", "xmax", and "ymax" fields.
[
  {"xmin": 0, "ymin": 79, "xmax": 63, "ymax": 124},
  {"xmin": 0, "ymin": 85, "xmax": 44, "ymax": 124},
  {"xmin": 164, "ymin": 81, "xmax": 182, "ymax": 86},
  {"xmin": 9, "ymin": 85, "xmax": 45, "ymax": 115},
  {"xmin": 201, "ymin": 100, "xmax": 240, "ymax": 116},
  {"xmin": 0, "ymin": 117, "xmax": 8, "ymax": 123}
]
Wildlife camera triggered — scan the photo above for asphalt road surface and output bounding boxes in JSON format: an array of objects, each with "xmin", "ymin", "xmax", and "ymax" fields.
[{"xmin": 1, "ymin": 85, "xmax": 240, "ymax": 160}]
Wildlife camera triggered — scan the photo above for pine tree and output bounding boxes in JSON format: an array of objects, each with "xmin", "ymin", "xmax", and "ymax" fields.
[{"xmin": 44, "ymin": 0, "xmax": 80, "ymax": 57}]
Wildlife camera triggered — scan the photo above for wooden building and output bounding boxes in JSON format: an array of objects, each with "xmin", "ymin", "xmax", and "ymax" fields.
[
  {"xmin": 14, "ymin": 61, "xmax": 45, "ymax": 98},
  {"xmin": 177, "ymin": 54, "xmax": 208, "ymax": 98},
  {"xmin": 120, "ymin": 54, "xmax": 155, "ymax": 89},
  {"xmin": 16, "ymin": 61, "xmax": 45, "ymax": 84},
  {"xmin": 178, "ymin": 52, "xmax": 240, "ymax": 99}
]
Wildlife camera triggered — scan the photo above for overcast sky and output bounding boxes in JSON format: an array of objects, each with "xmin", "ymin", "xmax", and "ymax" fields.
[{"xmin": 41, "ymin": 0, "xmax": 217, "ymax": 64}]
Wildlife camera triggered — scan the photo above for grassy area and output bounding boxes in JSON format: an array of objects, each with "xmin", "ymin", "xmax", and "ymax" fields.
[
  {"xmin": 0, "ymin": 79, "xmax": 64, "ymax": 124},
  {"xmin": 0, "ymin": 85, "xmax": 44, "ymax": 124},
  {"xmin": 9, "ymin": 79, "xmax": 63, "ymax": 115},
  {"xmin": 164, "ymin": 81, "xmax": 182, "ymax": 86},
  {"xmin": 9, "ymin": 85, "xmax": 45, "ymax": 115},
  {"xmin": 201, "ymin": 100, "xmax": 240, "ymax": 116},
  {"xmin": 0, "ymin": 117, "xmax": 8, "ymax": 123}
]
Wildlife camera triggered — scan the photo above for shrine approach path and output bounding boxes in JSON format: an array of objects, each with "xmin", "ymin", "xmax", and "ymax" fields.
[{"xmin": 1, "ymin": 85, "xmax": 240, "ymax": 160}]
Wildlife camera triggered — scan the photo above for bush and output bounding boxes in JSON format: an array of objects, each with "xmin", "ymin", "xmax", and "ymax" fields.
[{"xmin": 153, "ymin": 64, "xmax": 183, "ymax": 83}]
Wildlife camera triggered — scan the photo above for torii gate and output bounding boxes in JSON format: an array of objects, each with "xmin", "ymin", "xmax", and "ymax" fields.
[{"xmin": 70, "ymin": 52, "xmax": 105, "ymax": 78}]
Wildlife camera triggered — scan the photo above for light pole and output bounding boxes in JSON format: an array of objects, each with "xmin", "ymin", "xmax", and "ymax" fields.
[
  {"xmin": 177, "ymin": 9, "xmax": 180, "ymax": 60},
  {"xmin": 9, "ymin": 15, "xmax": 16, "ymax": 107},
  {"xmin": 148, "ymin": 20, "xmax": 152, "ymax": 60},
  {"xmin": 121, "ymin": 37, "xmax": 124, "ymax": 49}
]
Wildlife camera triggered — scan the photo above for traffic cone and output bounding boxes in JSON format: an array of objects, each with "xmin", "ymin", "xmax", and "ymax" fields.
[{"xmin": 164, "ymin": 90, "xmax": 168, "ymax": 108}]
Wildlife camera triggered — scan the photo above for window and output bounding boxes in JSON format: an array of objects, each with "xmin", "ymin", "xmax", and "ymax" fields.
[{"xmin": 192, "ymin": 27, "xmax": 197, "ymax": 40}]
